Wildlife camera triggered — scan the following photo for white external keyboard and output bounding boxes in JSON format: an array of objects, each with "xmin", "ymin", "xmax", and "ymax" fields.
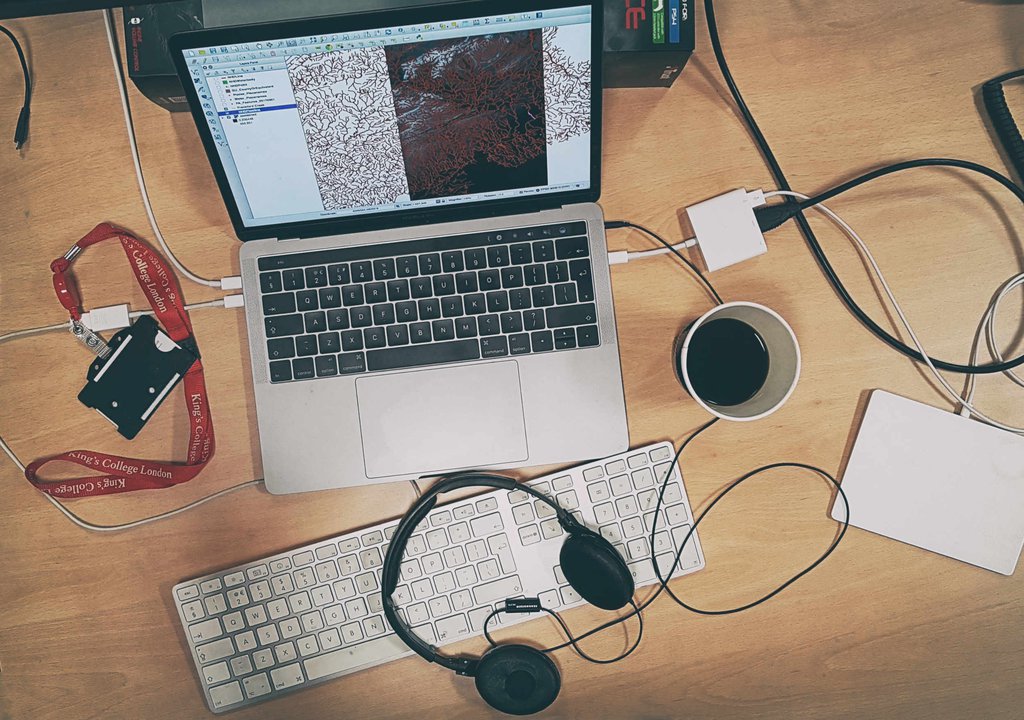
[{"xmin": 171, "ymin": 442, "xmax": 705, "ymax": 713}]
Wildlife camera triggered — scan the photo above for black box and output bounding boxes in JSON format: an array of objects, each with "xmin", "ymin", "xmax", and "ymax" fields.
[
  {"xmin": 603, "ymin": 0, "xmax": 695, "ymax": 87},
  {"xmin": 124, "ymin": 2, "xmax": 204, "ymax": 112}
]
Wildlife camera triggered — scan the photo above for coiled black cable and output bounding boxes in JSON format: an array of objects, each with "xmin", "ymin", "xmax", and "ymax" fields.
[{"xmin": 982, "ymin": 68, "xmax": 1024, "ymax": 184}]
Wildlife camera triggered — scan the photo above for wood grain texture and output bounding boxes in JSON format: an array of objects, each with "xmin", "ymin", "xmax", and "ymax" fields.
[{"xmin": 2, "ymin": 2, "xmax": 1023, "ymax": 719}]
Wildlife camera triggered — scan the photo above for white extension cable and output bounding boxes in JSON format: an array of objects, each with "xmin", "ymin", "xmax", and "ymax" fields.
[
  {"xmin": 765, "ymin": 190, "xmax": 1024, "ymax": 434},
  {"xmin": 101, "ymin": 9, "xmax": 241, "ymax": 292},
  {"xmin": 607, "ymin": 239, "xmax": 697, "ymax": 265}
]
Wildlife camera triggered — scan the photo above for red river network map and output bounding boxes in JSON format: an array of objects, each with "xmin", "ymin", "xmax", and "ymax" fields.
[{"xmin": 287, "ymin": 26, "xmax": 590, "ymax": 211}]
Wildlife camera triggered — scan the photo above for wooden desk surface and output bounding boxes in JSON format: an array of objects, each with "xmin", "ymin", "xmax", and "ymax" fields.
[{"xmin": 2, "ymin": 2, "xmax": 1023, "ymax": 718}]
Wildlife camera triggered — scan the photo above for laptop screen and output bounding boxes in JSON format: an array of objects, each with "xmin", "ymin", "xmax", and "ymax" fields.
[{"xmin": 179, "ymin": 4, "xmax": 594, "ymax": 233}]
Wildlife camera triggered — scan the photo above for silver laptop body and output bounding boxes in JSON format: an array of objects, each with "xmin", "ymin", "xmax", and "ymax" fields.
[{"xmin": 172, "ymin": 1, "xmax": 628, "ymax": 493}]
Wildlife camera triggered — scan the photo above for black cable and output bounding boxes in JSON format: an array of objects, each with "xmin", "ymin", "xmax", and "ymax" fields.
[
  {"xmin": 0, "ymin": 24, "xmax": 31, "ymax": 149},
  {"xmin": 982, "ymin": 68, "xmax": 1024, "ymax": 183},
  {"xmin": 605, "ymin": 220, "xmax": 724, "ymax": 305},
  {"xmin": 481, "ymin": 599, "xmax": 644, "ymax": 665},
  {"xmin": 755, "ymin": 158, "xmax": 1024, "ymax": 229},
  {"xmin": 703, "ymin": 0, "xmax": 1024, "ymax": 376}
]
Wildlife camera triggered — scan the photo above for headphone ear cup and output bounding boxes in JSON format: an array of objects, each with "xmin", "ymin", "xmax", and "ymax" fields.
[
  {"xmin": 473, "ymin": 644, "xmax": 561, "ymax": 716},
  {"xmin": 559, "ymin": 530, "xmax": 635, "ymax": 610}
]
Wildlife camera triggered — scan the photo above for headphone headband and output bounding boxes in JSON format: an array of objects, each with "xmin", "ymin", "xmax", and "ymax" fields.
[{"xmin": 381, "ymin": 472, "xmax": 577, "ymax": 674}]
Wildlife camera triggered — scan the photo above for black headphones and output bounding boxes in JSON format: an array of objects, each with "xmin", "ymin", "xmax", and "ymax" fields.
[{"xmin": 381, "ymin": 472, "xmax": 636, "ymax": 716}]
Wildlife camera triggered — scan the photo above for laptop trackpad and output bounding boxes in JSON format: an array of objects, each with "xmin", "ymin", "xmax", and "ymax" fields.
[{"xmin": 356, "ymin": 361, "xmax": 529, "ymax": 479}]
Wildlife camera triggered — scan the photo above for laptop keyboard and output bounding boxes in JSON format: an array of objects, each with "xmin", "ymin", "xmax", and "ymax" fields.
[{"xmin": 256, "ymin": 221, "xmax": 600, "ymax": 383}]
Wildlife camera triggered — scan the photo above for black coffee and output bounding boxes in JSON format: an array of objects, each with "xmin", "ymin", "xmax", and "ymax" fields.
[{"xmin": 684, "ymin": 318, "xmax": 770, "ymax": 407}]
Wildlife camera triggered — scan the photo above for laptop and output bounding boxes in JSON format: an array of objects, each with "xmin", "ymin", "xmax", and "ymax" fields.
[{"xmin": 170, "ymin": 0, "xmax": 628, "ymax": 494}]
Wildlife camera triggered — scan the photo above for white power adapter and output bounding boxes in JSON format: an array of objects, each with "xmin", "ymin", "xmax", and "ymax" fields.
[{"xmin": 686, "ymin": 188, "xmax": 767, "ymax": 272}]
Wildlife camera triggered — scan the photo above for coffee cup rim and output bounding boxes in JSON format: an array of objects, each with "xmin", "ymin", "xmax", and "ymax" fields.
[{"xmin": 679, "ymin": 301, "xmax": 801, "ymax": 422}]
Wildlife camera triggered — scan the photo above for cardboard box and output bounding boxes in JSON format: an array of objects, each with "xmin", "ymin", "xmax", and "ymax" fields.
[
  {"xmin": 124, "ymin": 1, "xmax": 204, "ymax": 112},
  {"xmin": 603, "ymin": 0, "xmax": 695, "ymax": 87}
]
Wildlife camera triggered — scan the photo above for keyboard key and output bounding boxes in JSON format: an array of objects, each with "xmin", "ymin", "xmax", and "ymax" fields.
[
  {"xmin": 397, "ymin": 256, "xmax": 418, "ymax": 277},
  {"xmin": 478, "ymin": 314, "xmax": 500, "ymax": 336},
  {"xmin": 312, "ymin": 355, "xmax": 336, "ymax": 377},
  {"xmin": 470, "ymin": 512, "xmax": 503, "ymax": 537},
  {"xmin": 510, "ymin": 243, "xmax": 532, "ymax": 264},
  {"xmin": 318, "ymin": 287, "xmax": 342, "ymax": 309},
  {"xmin": 441, "ymin": 296, "xmax": 464, "ymax": 318},
  {"xmin": 487, "ymin": 245, "xmax": 510, "ymax": 267},
  {"xmin": 478, "ymin": 269, "xmax": 501, "ymax": 291},
  {"xmin": 366, "ymin": 339, "xmax": 480, "ymax": 372},
  {"xmin": 283, "ymin": 269, "xmax": 304, "ymax": 291},
  {"xmin": 318, "ymin": 332, "xmax": 341, "ymax": 354},
  {"xmin": 437, "ymin": 251, "xmax": 464, "ymax": 272},
  {"xmin": 341, "ymin": 285, "xmax": 364, "ymax": 306},
  {"xmin": 547, "ymin": 303, "xmax": 597, "ymax": 328},
  {"xmin": 418, "ymin": 298, "xmax": 441, "ymax": 320},
  {"xmin": 267, "ymin": 337, "xmax": 295, "ymax": 361},
  {"xmin": 262, "ymin": 293, "xmax": 296, "ymax": 316},
  {"xmin": 555, "ymin": 283, "xmax": 578, "ymax": 305},
  {"xmin": 265, "ymin": 314, "xmax": 303, "ymax": 338},
  {"xmin": 410, "ymin": 322, "xmax": 431, "ymax": 344},
  {"xmin": 292, "ymin": 358, "xmax": 315, "ymax": 380},
  {"xmin": 432, "ymin": 319, "xmax": 455, "ymax": 341},
  {"xmin": 373, "ymin": 303, "xmax": 396, "ymax": 326},
  {"xmin": 365, "ymin": 283, "xmax": 387, "ymax": 304},
  {"xmin": 499, "ymin": 312, "xmax": 523, "ymax": 334},
  {"xmin": 449, "ymin": 522, "xmax": 471, "ymax": 543},
  {"xmin": 577, "ymin": 325, "xmax": 599, "ymax": 347},
  {"xmin": 260, "ymin": 271, "xmax": 282, "ymax": 293},
  {"xmin": 456, "ymin": 272, "xmax": 478, "ymax": 293},
  {"xmin": 305, "ymin": 266, "xmax": 328, "ymax": 288},
  {"xmin": 509, "ymin": 288, "xmax": 532, "ymax": 310},
  {"xmin": 386, "ymin": 324, "xmax": 410, "ymax": 346},
  {"xmin": 326, "ymin": 308, "xmax": 349, "ymax": 330},
  {"xmin": 303, "ymin": 635, "xmax": 411, "ymax": 680},
  {"xmin": 509, "ymin": 333, "xmax": 531, "ymax": 355},
  {"xmin": 480, "ymin": 336, "xmax": 509, "ymax": 358},
  {"xmin": 530, "ymin": 287, "xmax": 556, "ymax": 312},
  {"xmin": 351, "ymin": 261, "xmax": 373, "ymax": 283},
  {"xmin": 465, "ymin": 248, "xmax": 487, "ymax": 269},
  {"xmin": 531, "ymin": 331, "xmax": 554, "ymax": 352},
  {"xmin": 555, "ymin": 235, "xmax": 589, "ymax": 259},
  {"xmin": 295, "ymin": 335, "xmax": 317, "ymax": 357},
  {"xmin": 474, "ymin": 575, "xmax": 522, "ymax": 605},
  {"xmin": 340, "ymin": 329, "xmax": 364, "ymax": 351},
  {"xmin": 433, "ymin": 274, "xmax": 456, "ymax": 296},
  {"xmin": 387, "ymin": 279, "xmax": 410, "ymax": 301},
  {"xmin": 533, "ymin": 240, "xmax": 555, "ymax": 262},
  {"xmin": 328, "ymin": 263, "xmax": 350, "ymax": 285},
  {"xmin": 243, "ymin": 673, "xmax": 272, "ymax": 699},
  {"xmin": 411, "ymin": 277, "xmax": 432, "ymax": 298},
  {"xmin": 303, "ymin": 311, "xmax": 326, "ymax": 333},
  {"xmin": 554, "ymin": 328, "xmax": 576, "ymax": 350},
  {"xmin": 296, "ymin": 290, "xmax": 319, "ymax": 311},
  {"xmin": 373, "ymin": 258, "xmax": 396, "ymax": 280},
  {"xmin": 270, "ymin": 663, "xmax": 305, "ymax": 691},
  {"xmin": 350, "ymin": 306, "xmax": 372, "ymax": 328},
  {"xmin": 203, "ymin": 660, "xmax": 230, "ymax": 685},
  {"xmin": 419, "ymin": 253, "xmax": 441, "ymax": 275},
  {"xmin": 436, "ymin": 614, "xmax": 471, "ymax": 643},
  {"xmin": 464, "ymin": 293, "xmax": 486, "ymax": 314},
  {"xmin": 524, "ymin": 264, "xmax": 545, "ymax": 286},
  {"xmin": 196, "ymin": 637, "xmax": 235, "ymax": 664},
  {"xmin": 395, "ymin": 300, "xmax": 417, "ymax": 322},
  {"xmin": 209, "ymin": 680, "xmax": 244, "ymax": 709},
  {"xmin": 486, "ymin": 290, "xmax": 509, "ymax": 313}
]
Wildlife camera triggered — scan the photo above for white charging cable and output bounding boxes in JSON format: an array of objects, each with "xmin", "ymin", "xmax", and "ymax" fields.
[
  {"xmin": 607, "ymin": 239, "xmax": 697, "ymax": 266},
  {"xmin": 101, "ymin": 9, "xmax": 241, "ymax": 291},
  {"xmin": 765, "ymin": 190, "xmax": 1024, "ymax": 434}
]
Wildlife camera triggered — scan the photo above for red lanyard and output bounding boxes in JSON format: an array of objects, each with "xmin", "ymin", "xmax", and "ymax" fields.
[{"xmin": 25, "ymin": 223, "xmax": 215, "ymax": 498}]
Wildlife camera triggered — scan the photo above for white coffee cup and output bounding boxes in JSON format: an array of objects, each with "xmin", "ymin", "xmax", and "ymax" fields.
[{"xmin": 675, "ymin": 301, "xmax": 801, "ymax": 422}]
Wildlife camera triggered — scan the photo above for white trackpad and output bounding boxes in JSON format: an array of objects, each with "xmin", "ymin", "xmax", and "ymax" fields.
[{"xmin": 356, "ymin": 361, "xmax": 529, "ymax": 479}]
